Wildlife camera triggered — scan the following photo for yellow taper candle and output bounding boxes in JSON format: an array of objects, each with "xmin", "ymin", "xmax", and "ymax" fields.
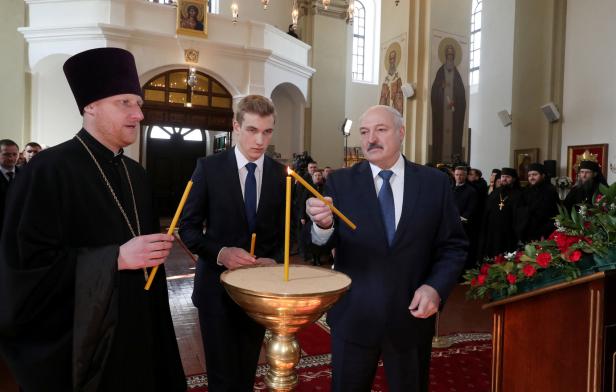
[
  {"xmin": 144, "ymin": 180, "xmax": 194, "ymax": 290},
  {"xmin": 250, "ymin": 233, "xmax": 256, "ymax": 257},
  {"xmin": 287, "ymin": 168, "xmax": 357, "ymax": 230},
  {"xmin": 284, "ymin": 175, "xmax": 291, "ymax": 281}
]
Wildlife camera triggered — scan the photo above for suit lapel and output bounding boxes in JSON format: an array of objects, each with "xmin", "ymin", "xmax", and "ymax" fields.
[
  {"xmin": 392, "ymin": 159, "xmax": 420, "ymax": 247},
  {"xmin": 256, "ymin": 156, "xmax": 274, "ymax": 218},
  {"xmin": 225, "ymin": 148, "xmax": 248, "ymax": 224}
]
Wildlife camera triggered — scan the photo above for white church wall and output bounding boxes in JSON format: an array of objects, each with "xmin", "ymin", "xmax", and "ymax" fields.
[
  {"xmin": 562, "ymin": 0, "xmax": 616, "ymax": 184},
  {"xmin": 216, "ymin": 0, "xmax": 294, "ymax": 33},
  {"xmin": 21, "ymin": 0, "xmax": 313, "ymax": 161},
  {"xmin": 0, "ymin": 0, "xmax": 26, "ymax": 144},
  {"xmin": 468, "ymin": 0, "xmax": 515, "ymax": 174}
]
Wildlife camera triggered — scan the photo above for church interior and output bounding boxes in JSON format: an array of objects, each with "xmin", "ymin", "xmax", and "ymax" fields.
[{"xmin": 2, "ymin": 0, "xmax": 616, "ymax": 390}]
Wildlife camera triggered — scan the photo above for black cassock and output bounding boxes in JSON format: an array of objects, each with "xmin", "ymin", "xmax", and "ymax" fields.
[
  {"xmin": 0, "ymin": 129, "xmax": 185, "ymax": 391},
  {"xmin": 477, "ymin": 186, "xmax": 522, "ymax": 260},
  {"xmin": 516, "ymin": 181, "xmax": 560, "ymax": 243}
]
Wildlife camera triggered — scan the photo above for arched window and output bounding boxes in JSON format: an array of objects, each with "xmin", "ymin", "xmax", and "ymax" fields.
[
  {"xmin": 352, "ymin": 1, "xmax": 366, "ymax": 81},
  {"xmin": 351, "ymin": 0, "xmax": 380, "ymax": 83},
  {"xmin": 149, "ymin": 126, "xmax": 204, "ymax": 142},
  {"xmin": 470, "ymin": 0, "xmax": 482, "ymax": 86},
  {"xmin": 143, "ymin": 69, "xmax": 232, "ymax": 109}
]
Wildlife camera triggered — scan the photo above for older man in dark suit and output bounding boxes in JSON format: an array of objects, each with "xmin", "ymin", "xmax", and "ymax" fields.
[
  {"xmin": 0, "ymin": 139, "xmax": 20, "ymax": 234},
  {"xmin": 179, "ymin": 95, "xmax": 286, "ymax": 391},
  {"xmin": 307, "ymin": 105, "xmax": 467, "ymax": 391}
]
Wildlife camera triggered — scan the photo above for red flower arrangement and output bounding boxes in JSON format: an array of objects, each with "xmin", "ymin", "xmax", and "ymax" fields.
[{"xmin": 464, "ymin": 182, "xmax": 616, "ymax": 300}]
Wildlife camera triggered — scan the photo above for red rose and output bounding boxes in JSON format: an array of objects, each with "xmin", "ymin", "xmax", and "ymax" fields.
[
  {"xmin": 569, "ymin": 250, "xmax": 582, "ymax": 262},
  {"xmin": 595, "ymin": 194, "xmax": 604, "ymax": 203},
  {"xmin": 536, "ymin": 252, "xmax": 551, "ymax": 268},
  {"xmin": 583, "ymin": 221, "xmax": 591, "ymax": 229},
  {"xmin": 470, "ymin": 277, "xmax": 477, "ymax": 286},
  {"xmin": 480, "ymin": 264, "xmax": 490, "ymax": 275},
  {"xmin": 478, "ymin": 274, "xmax": 486, "ymax": 285},
  {"xmin": 523, "ymin": 264, "xmax": 536, "ymax": 277},
  {"xmin": 494, "ymin": 255, "xmax": 506, "ymax": 264},
  {"xmin": 506, "ymin": 273, "xmax": 517, "ymax": 285},
  {"xmin": 514, "ymin": 251, "xmax": 524, "ymax": 263}
]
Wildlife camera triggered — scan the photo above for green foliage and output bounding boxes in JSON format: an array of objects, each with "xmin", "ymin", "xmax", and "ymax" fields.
[{"xmin": 464, "ymin": 182, "xmax": 616, "ymax": 300}]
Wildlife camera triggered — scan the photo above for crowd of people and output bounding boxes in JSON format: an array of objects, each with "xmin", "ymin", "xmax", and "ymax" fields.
[
  {"xmin": 436, "ymin": 159, "xmax": 609, "ymax": 269},
  {"xmin": 0, "ymin": 46, "xmax": 610, "ymax": 392}
]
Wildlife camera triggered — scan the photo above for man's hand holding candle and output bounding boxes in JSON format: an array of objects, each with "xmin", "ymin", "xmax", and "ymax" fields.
[
  {"xmin": 218, "ymin": 247, "xmax": 257, "ymax": 270},
  {"xmin": 306, "ymin": 196, "xmax": 334, "ymax": 229}
]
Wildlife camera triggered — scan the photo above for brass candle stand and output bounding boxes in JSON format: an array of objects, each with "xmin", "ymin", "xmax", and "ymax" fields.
[{"xmin": 221, "ymin": 265, "xmax": 351, "ymax": 391}]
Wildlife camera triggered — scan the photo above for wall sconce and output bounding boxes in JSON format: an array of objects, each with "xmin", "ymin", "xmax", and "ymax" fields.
[
  {"xmin": 346, "ymin": 0, "xmax": 355, "ymax": 23},
  {"xmin": 261, "ymin": 0, "xmax": 270, "ymax": 9},
  {"xmin": 291, "ymin": 5, "xmax": 299, "ymax": 28},
  {"xmin": 231, "ymin": 2, "xmax": 239, "ymax": 24},
  {"xmin": 322, "ymin": 0, "xmax": 330, "ymax": 10}
]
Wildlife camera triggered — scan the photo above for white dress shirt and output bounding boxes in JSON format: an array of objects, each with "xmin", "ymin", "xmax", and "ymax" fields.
[
  {"xmin": 218, "ymin": 147, "xmax": 265, "ymax": 263},
  {"xmin": 0, "ymin": 166, "xmax": 16, "ymax": 182},
  {"xmin": 312, "ymin": 154, "xmax": 405, "ymax": 245}
]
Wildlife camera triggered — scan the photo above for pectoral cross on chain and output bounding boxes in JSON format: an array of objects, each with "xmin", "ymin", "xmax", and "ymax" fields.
[{"xmin": 498, "ymin": 199, "xmax": 505, "ymax": 211}]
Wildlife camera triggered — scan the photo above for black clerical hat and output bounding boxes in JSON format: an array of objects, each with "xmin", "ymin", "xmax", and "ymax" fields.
[
  {"xmin": 501, "ymin": 167, "xmax": 518, "ymax": 178},
  {"xmin": 63, "ymin": 47, "xmax": 142, "ymax": 115},
  {"xmin": 579, "ymin": 160, "xmax": 600, "ymax": 172},
  {"xmin": 528, "ymin": 163, "xmax": 545, "ymax": 174}
]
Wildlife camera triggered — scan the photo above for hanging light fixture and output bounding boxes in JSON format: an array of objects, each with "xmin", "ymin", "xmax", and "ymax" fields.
[
  {"xmin": 395, "ymin": 0, "xmax": 400, "ymax": 5},
  {"xmin": 261, "ymin": 0, "xmax": 270, "ymax": 9},
  {"xmin": 322, "ymin": 0, "xmax": 330, "ymax": 10},
  {"xmin": 231, "ymin": 2, "xmax": 239, "ymax": 24}
]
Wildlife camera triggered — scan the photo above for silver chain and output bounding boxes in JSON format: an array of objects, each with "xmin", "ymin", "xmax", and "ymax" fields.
[
  {"xmin": 76, "ymin": 135, "xmax": 141, "ymax": 237},
  {"xmin": 75, "ymin": 134, "xmax": 148, "ymax": 281}
]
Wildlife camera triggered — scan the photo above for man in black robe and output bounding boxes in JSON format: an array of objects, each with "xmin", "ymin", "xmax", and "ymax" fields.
[
  {"xmin": 563, "ymin": 160, "xmax": 608, "ymax": 213},
  {"xmin": 516, "ymin": 163, "xmax": 560, "ymax": 242},
  {"xmin": 452, "ymin": 166, "xmax": 478, "ymax": 269},
  {"xmin": 478, "ymin": 167, "xmax": 522, "ymax": 260},
  {"xmin": 0, "ymin": 48, "xmax": 185, "ymax": 391}
]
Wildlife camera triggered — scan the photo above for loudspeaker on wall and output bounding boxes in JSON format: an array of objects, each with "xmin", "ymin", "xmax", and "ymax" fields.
[
  {"xmin": 497, "ymin": 110, "xmax": 512, "ymax": 127},
  {"xmin": 541, "ymin": 102, "xmax": 561, "ymax": 123},
  {"xmin": 543, "ymin": 160, "xmax": 557, "ymax": 178}
]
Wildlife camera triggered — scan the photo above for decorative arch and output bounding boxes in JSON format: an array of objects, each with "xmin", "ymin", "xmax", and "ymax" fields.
[
  {"xmin": 270, "ymin": 82, "xmax": 306, "ymax": 159},
  {"xmin": 140, "ymin": 67, "xmax": 234, "ymax": 217}
]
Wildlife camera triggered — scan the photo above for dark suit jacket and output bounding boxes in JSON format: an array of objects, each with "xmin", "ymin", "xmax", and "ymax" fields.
[
  {"xmin": 179, "ymin": 148, "xmax": 286, "ymax": 313},
  {"xmin": 0, "ymin": 167, "xmax": 20, "ymax": 235},
  {"xmin": 320, "ymin": 159, "xmax": 467, "ymax": 348}
]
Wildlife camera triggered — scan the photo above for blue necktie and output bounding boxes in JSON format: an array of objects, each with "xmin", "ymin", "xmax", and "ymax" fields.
[
  {"xmin": 245, "ymin": 162, "xmax": 257, "ymax": 233},
  {"xmin": 378, "ymin": 170, "xmax": 395, "ymax": 246}
]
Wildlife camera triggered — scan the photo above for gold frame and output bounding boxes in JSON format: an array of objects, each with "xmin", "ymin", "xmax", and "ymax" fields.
[
  {"xmin": 514, "ymin": 148, "xmax": 539, "ymax": 181},
  {"xmin": 176, "ymin": 0, "xmax": 208, "ymax": 38},
  {"xmin": 566, "ymin": 143, "xmax": 608, "ymax": 180}
]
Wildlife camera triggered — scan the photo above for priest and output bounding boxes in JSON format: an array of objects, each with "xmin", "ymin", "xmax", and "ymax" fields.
[
  {"xmin": 0, "ymin": 48, "xmax": 186, "ymax": 391},
  {"xmin": 516, "ymin": 163, "xmax": 560, "ymax": 242},
  {"xmin": 478, "ymin": 167, "xmax": 522, "ymax": 260},
  {"xmin": 563, "ymin": 160, "xmax": 608, "ymax": 213}
]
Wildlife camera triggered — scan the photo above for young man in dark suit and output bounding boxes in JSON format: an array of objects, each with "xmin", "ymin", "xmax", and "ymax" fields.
[
  {"xmin": 179, "ymin": 95, "xmax": 286, "ymax": 391},
  {"xmin": 307, "ymin": 105, "xmax": 467, "ymax": 391}
]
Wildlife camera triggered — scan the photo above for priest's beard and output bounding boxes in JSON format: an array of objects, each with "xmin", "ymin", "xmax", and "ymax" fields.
[{"xmin": 581, "ymin": 178, "xmax": 597, "ymax": 195}]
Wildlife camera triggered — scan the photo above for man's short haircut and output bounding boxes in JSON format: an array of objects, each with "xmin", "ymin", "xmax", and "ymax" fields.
[
  {"xmin": 469, "ymin": 168, "xmax": 482, "ymax": 177},
  {"xmin": 454, "ymin": 166, "xmax": 468, "ymax": 173},
  {"xmin": 234, "ymin": 95, "xmax": 276, "ymax": 126},
  {"xmin": 0, "ymin": 139, "xmax": 19, "ymax": 150},
  {"xmin": 360, "ymin": 105, "xmax": 403, "ymax": 131},
  {"xmin": 25, "ymin": 142, "xmax": 42, "ymax": 149}
]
